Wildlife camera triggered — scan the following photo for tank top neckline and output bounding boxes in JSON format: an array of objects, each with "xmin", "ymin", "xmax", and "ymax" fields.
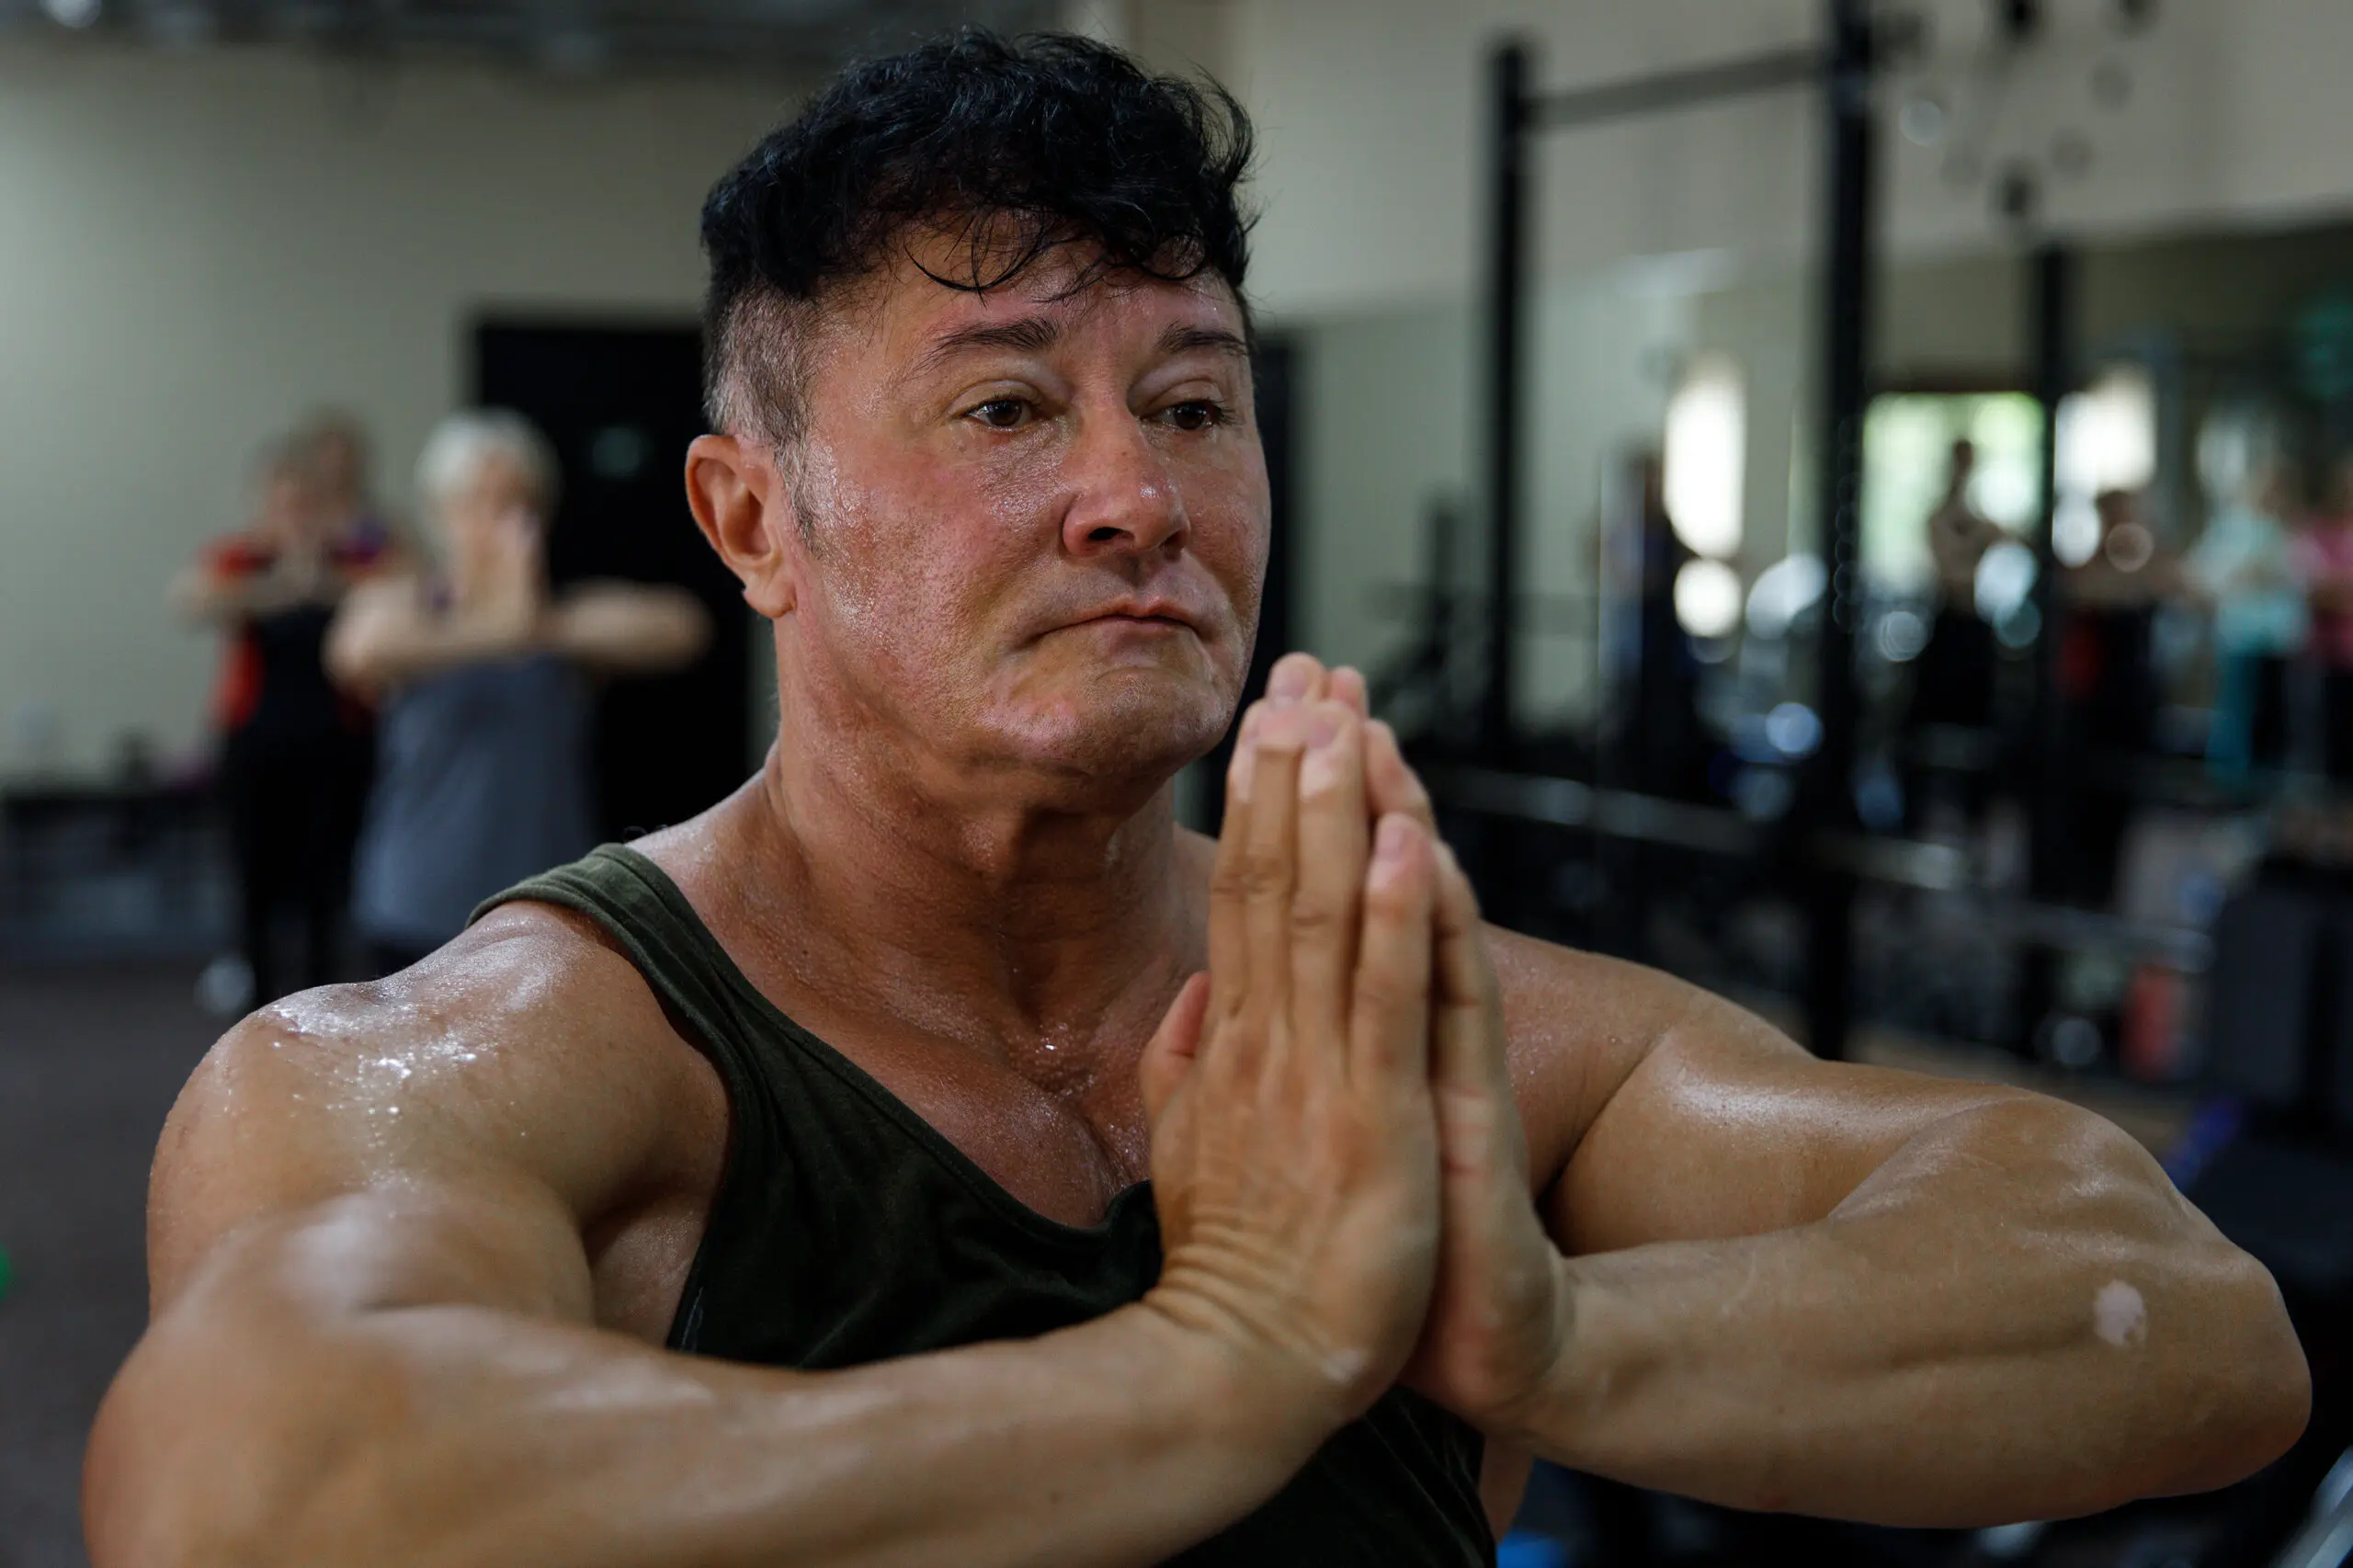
[{"xmin": 590, "ymin": 842, "xmax": 1157, "ymax": 1252}]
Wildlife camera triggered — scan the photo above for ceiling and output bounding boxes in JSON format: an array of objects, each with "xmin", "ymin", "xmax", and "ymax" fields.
[{"xmin": 0, "ymin": 0, "xmax": 1069, "ymax": 74}]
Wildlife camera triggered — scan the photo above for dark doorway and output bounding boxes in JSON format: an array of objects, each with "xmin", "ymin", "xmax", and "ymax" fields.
[
  {"xmin": 1197, "ymin": 335, "xmax": 1300, "ymax": 835},
  {"xmin": 473, "ymin": 320, "xmax": 750, "ymax": 838}
]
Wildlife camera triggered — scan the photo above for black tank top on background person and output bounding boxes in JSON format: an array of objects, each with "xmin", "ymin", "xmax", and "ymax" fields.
[{"xmin": 479, "ymin": 845, "xmax": 1495, "ymax": 1566}]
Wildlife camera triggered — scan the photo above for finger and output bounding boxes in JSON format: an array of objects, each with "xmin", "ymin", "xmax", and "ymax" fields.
[
  {"xmin": 1330, "ymin": 665, "xmax": 1369, "ymax": 716},
  {"xmin": 1350, "ymin": 812, "xmax": 1436, "ymax": 1085},
  {"xmin": 1141, "ymin": 971, "xmax": 1211, "ymax": 1128},
  {"xmin": 1207, "ymin": 706, "xmax": 1265, "ymax": 1021},
  {"xmin": 1365, "ymin": 719, "xmax": 1438, "ymax": 833},
  {"xmin": 1289, "ymin": 702, "xmax": 1369, "ymax": 1057},
  {"xmin": 1428, "ymin": 842, "xmax": 1529, "ymax": 1165},
  {"xmin": 1266, "ymin": 652, "xmax": 1325, "ymax": 709},
  {"xmin": 1239, "ymin": 704, "xmax": 1311, "ymax": 1040}
]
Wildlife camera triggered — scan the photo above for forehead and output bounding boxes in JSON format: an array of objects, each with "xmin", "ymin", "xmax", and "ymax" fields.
[{"xmin": 826, "ymin": 233, "xmax": 1246, "ymax": 373}]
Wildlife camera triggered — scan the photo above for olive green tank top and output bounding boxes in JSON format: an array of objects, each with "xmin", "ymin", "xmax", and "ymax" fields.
[{"xmin": 480, "ymin": 844, "xmax": 1494, "ymax": 1565}]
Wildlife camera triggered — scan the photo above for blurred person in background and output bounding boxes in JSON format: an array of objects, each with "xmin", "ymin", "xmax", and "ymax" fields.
[
  {"xmin": 326, "ymin": 409, "xmax": 709, "ymax": 975},
  {"xmin": 1913, "ymin": 438, "xmax": 2005, "ymax": 732},
  {"xmin": 297, "ymin": 406, "xmax": 397, "ymax": 555},
  {"xmin": 1902, "ymin": 438, "xmax": 2005, "ymax": 832},
  {"xmin": 2295, "ymin": 452, "xmax": 2353, "ymax": 780},
  {"xmin": 2187, "ymin": 433, "xmax": 2303, "ymax": 781},
  {"xmin": 1617, "ymin": 451, "xmax": 1701, "ymax": 799},
  {"xmin": 2057, "ymin": 488, "xmax": 2178, "ymax": 904},
  {"xmin": 171, "ymin": 434, "xmax": 391, "ymax": 1005}
]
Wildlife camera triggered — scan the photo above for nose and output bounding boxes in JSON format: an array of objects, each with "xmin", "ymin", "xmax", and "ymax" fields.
[{"xmin": 1059, "ymin": 413, "xmax": 1188, "ymax": 561}]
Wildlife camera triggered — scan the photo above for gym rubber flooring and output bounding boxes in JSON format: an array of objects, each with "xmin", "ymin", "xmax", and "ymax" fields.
[{"xmin": 0, "ymin": 963, "xmax": 211, "ymax": 1568}]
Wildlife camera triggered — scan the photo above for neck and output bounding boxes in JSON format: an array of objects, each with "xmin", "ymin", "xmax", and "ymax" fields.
[{"xmin": 733, "ymin": 696, "xmax": 1200, "ymax": 1064}]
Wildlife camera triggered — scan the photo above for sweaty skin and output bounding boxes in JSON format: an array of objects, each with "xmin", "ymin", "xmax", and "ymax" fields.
[{"xmin": 88, "ymin": 247, "xmax": 2306, "ymax": 1567}]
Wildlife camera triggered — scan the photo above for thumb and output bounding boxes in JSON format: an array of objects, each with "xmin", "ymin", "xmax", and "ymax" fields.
[
  {"xmin": 1429, "ymin": 844, "xmax": 1528, "ymax": 1169},
  {"xmin": 1140, "ymin": 971, "xmax": 1210, "ymax": 1128}
]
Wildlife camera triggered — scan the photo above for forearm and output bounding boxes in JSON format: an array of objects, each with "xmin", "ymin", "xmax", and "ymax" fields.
[
  {"xmin": 329, "ymin": 611, "xmax": 537, "ymax": 690},
  {"xmin": 1511, "ymin": 1104, "xmax": 2307, "ymax": 1526},
  {"xmin": 172, "ymin": 569, "xmax": 323, "ymax": 626},
  {"xmin": 545, "ymin": 587, "xmax": 710, "ymax": 673},
  {"xmin": 92, "ymin": 1285, "xmax": 1316, "ymax": 1568}
]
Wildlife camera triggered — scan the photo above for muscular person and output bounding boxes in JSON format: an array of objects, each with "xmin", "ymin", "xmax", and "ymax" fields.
[{"xmin": 89, "ymin": 34, "xmax": 2305, "ymax": 1568}]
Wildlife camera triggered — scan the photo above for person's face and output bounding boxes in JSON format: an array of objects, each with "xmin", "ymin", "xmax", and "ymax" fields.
[
  {"xmin": 436, "ymin": 450, "xmax": 541, "ymax": 568},
  {"xmin": 311, "ymin": 430, "xmax": 364, "ymax": 504},
  {"xmin": 758, "ymin": 243, "xmax": 1267, "ymax": 798},
  {"xmin": 254, "ymin": 465, "xmax": 324, "ymax": 551}
]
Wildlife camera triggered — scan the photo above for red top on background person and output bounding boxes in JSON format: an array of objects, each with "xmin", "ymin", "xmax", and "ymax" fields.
[{"xmin": 170, "ymin": 431, "xmax": 394, "ymax": 1006}]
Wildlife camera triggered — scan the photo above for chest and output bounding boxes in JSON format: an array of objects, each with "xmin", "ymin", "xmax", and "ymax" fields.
[{"xmin": 585, "ymin": 1009, "xmax": 1151, "ymax": 1343}]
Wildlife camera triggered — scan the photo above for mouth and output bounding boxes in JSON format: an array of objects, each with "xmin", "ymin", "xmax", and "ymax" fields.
[{"xmin": 1070, "ymin": 603, "xmax": 1199, "ymax": 633}]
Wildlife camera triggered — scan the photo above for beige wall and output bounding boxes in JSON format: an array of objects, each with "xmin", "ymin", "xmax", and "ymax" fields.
[{"xmin": 0, "ymin": 38, "xmax": 790, "ymax": 778}]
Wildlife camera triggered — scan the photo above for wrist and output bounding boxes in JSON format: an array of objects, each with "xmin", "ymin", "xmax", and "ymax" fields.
[
  {"xmin": 1133, "ymin": 1279, "xmax": 1353, "ymax": 1468},
  {"xmin": 1488, "ymin": 1256, "xmax": 1640, "ymax": 1461}
]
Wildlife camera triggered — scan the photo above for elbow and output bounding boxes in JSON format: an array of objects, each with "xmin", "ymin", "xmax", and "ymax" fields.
[
  {"xmin": 660, "ymin": 596, "xmax": 713, "ymax": 667},
  {"xmin": 85, "ymin": 1338, "xmax": 267, "ymax": 1568},
  {"xmin": 2156, "ymin": 1250, "xmax": 2311, "ymax": 1496},
  {"xmin": 85, "ymin": 1310, "xmax": 393, "ymax": 1568}
]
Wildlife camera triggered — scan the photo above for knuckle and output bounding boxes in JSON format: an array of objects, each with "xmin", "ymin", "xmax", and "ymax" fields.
[
  {"xmin": 1234, "ymin": 848, "xmax": 1292, "ymax": 901},
  {"xmin": 1288, "ymin": 895, "xmax": 1347, "ymax": 942}
]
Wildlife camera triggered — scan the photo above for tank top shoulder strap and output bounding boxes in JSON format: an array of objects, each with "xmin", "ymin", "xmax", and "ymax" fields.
[{"xmin": 473, "ymin": 843, "xmax": 759, "ymax": 1075}]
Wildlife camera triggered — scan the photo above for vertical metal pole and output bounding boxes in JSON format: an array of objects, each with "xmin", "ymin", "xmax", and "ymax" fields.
[
  {"xmin": 1481, "ymin": 40, "xmax": 1531, "ymax": 764},
  {"xmin": 2016, "ymin": 242, "xmax": 2075, "ymax": 1053},
  {"xmin": 2027, "ymin": 242, "xmax": 2075, "ymax": 903},
  {"xmin": 1802, "ymin": 0, "xmax": 1876, "ymax": 1062}
]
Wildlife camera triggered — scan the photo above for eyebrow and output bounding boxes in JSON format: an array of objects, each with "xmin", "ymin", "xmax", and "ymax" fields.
[
  {"xmin": 913, "ymin": 314, "xmax": 1066, "ymax": 379},
  {"xmin": 910, "ymin": 314, "xmax": 1251, "ymax": 380},
  {"xmin": 1159, "ymin": 324, "xmax": 1251, "ymax": 361}
]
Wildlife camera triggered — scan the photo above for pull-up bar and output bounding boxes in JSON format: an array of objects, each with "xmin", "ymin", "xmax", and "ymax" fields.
[{"xmin": 1530, "ymin": 45, "xmax": 1820, "ymax": 131}]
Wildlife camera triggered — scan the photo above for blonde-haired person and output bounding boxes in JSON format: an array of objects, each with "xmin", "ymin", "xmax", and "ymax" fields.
[{"xmin": 327, "ymin": 409, "xmax": 709, "ymax": 974}]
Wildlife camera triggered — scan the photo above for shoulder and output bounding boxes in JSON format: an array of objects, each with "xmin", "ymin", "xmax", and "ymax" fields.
[
  {"xmin": 1484, "ymin": 926, "xmax": 1805, "ymax": 1187},
  {"xmin": 152, "ymin": 902, "xmax": 723, "ymax": 1305}
]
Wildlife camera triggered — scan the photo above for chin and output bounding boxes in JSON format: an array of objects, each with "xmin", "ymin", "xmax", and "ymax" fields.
[{"xmin": 1000, "ymin": 670, "xmax": 1232, "ymax": 796}]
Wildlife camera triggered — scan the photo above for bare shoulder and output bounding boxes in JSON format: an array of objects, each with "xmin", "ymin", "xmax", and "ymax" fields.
[
  {"xmin": 151, "ymin": 901, "xmax": 724, "ymax": 1310},
  {"xmin": 1481, "ymin": 926, "xmax": 1803, "ymax": 1189}
]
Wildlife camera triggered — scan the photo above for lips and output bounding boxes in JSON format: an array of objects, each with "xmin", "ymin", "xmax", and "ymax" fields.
[{"xmin": 1073, "ymin": 601, "xmax": 1199, "ymax": 632}]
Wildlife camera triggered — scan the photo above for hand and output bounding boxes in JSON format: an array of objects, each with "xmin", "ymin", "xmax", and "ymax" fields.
[
  {"xmin": 1140, "ymin": 699, "xmax": 1445, "ymax": 1438},
  {"xmin": 1257, "ymin": 655, "xmax": 1568, "ymax": 1437}
]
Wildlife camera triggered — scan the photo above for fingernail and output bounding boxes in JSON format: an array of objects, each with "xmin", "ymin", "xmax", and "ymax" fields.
[
  {"xmin": 1374, "ymin": 813, "xmax": 1412, "ymax": 865},
  {"xmin": 1268, "ymin": 658, "xmax": 1312, "ymax": 704}
]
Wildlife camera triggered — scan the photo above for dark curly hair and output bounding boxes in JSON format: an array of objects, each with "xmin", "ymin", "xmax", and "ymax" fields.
[{"xmin": 699, "ymin": 30, "xmax": 1256, "ymax": 449}]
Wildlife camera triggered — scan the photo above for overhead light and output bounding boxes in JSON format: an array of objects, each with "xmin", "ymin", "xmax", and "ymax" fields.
[
  {"xmin": 1674, "ymin": 559, "xmax": 1745, "ymax": 641},
  {"xmin": 42, "ymin": 0, "xmax": 102, "ymax": 28},
  {"xmin": 1899, "ymin": 94, "xmax": 1948, "ymax": 147}
]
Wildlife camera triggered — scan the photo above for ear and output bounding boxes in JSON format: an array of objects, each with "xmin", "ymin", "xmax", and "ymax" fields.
[{"xmin": 685, "ymin": 434, "xmax": 799, "ymax": 619}]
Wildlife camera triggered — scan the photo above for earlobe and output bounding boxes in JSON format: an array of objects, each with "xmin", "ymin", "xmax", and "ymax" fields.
[{"xmin": 685, "ymin": 434, "xmax": 798, "ymax": 619}]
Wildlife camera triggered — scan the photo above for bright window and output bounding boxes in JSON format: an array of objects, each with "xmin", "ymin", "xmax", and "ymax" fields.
[{"xmin": 1664, "ymin": 355, "xmax": 1746, "ymax": 561}]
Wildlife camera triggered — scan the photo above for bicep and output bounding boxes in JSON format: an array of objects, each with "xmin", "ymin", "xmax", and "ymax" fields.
[
  {"xmin": 149, "ymin": 919, "xmax": 702, "ymax": 1320},
  {"xmin": 1495, "ymin": 938, "xmax": 2021, "ymax": 1255}
]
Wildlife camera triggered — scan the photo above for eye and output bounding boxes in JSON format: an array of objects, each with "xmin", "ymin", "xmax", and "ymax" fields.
[
  {"xmin": 969, "ymin": 397, "xmax": 1033, "ymax": 430},
  {"xmin": 1163, "ymin": 400, "xmax": 1226, "ymax": 433}
]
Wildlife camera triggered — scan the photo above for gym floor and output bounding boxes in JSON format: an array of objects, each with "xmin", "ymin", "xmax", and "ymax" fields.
[{"xmin": 0, "ymin": 963, "xmax": 210, "ymax": 1568}]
